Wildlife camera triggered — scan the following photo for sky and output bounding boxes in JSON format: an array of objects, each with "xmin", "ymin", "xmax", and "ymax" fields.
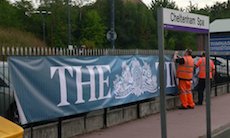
[
  {"xmin": 142, "ymin": 0, "xmax": 228, "ymax": 9},
  {"xmin": 9, "ymin": 0, "xmax": 228, "ymax": 9}
]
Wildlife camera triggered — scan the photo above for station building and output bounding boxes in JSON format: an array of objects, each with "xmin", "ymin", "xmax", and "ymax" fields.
[{"xmin": 197, "ymin": 18, "xmax": 230, "ymax": 51}]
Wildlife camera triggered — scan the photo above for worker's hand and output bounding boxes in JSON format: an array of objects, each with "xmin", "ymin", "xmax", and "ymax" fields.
[
  {"xmin": 173, "ymin": 51, "xmax": 179, "ymax": 61},
  {"xmin": 174, "ymin": 51, "xmax": 178, "ymax": 55}
]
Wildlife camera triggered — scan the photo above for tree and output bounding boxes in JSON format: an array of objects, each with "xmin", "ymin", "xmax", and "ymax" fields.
[
  {"xmin": 48, "ymin": 0, "xmax": 71, "ymax": 47},
  {"xmin": 14, "ymin": 0, "xmax": 34, "ymax": 31},
  {"xmin": 151, "ymin": 0, "xmax": 178, "ymax": 20},
  {"xmin": 0, "ymin": 0, "xmax": 22, "ymax": 28},
  {"xmin": 2, "ymin": 0, "xmax": 230, "ymax": 49},
  {"xmin": 80, "ymin": 9, "xmax": 106, "ymax": 48}
]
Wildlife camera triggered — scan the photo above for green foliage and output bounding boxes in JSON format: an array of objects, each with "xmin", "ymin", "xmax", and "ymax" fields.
[
  {"xmin": 46, "ymin": 0, "xmax": 70, "ymax": 47},
  {"xmin": 113, "ymin": 0, "xmax": 157, "ymax": 49},
  {"xmin": 80, "ymin": 10, "xmax": 106, "ymax": 48},
  {"xmin": 209, "ymin": 1, "xmax": 230, "ymax": 21},
  {"xmin": 0, "ymin": 0, "xmax": 21, "ymax": 28},
  {"xmin": 1, "ymin": 0, "xmax": 230, "ymax": 49},
  {"xmin": 151, "ymin": 0, "xmax": 178, "ymax": 20}
]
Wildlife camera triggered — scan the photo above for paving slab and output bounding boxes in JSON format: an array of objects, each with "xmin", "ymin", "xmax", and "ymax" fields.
[{"xmin": 76, "ymin": 93, "xmax": 230, "ymax": 138}]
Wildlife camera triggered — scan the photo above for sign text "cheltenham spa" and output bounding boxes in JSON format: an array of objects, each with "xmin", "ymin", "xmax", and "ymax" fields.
[{"xmin": 170, "ymin": 12, "xmax": 205, "ymax": 27}]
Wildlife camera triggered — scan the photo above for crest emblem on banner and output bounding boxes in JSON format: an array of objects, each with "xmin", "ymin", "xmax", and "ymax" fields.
[{"xmin": 113, "ymin": 58, "xmax": 158, "ymax": 99}]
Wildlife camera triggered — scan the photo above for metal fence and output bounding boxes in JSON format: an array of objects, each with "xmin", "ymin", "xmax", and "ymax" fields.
[{"xmin": 0, "ymin": 46, "xmax": 230, "ymax": 137}]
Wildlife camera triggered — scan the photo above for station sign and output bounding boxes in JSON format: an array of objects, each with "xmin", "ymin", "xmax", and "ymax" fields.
[{"xmin": 163, "ymin": 8, "xmax": 209, "ymax": 33}]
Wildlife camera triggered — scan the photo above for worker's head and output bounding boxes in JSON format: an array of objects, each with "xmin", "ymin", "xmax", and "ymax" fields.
[
  {"xmin": 184, "ymin": 49, "xmax": 192, "ymax": 56},
  {"xmin": 201, "ymin": 52, "xmax": 205, "ymax": 57}
]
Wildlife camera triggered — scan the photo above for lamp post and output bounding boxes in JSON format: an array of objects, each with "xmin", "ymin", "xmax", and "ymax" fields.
[
  {"xmin": 67, "ymin": 0, "xmax": 72, "ymax": 48},
  {"xmin": 106, "ymin": 0, "xmax": 117, "ymax": 49},
  {"xmin": 111, "ymin": 0, "xmax": 115, "ymax": 49},
  {"xmin": 25, "ymin": 10, "xmax": 52, "ymax": 43}
]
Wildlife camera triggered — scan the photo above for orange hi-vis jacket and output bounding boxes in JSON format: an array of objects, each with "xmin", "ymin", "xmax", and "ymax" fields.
[
  {"xmin": 176, "ymin": 56, "xmax": 194, "ymax": 80},
  {"xmin": 196, "ymin": 57, "xmax": 215, "ymax": 79}
]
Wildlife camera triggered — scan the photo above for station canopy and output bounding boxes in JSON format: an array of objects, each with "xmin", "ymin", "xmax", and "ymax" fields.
[{"xmin": 210, "ymin": 18, "xmax": 230, "ymax": 33}]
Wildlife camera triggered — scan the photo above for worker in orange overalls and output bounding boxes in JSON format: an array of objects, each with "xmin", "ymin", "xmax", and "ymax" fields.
[
  {"xmin": 174, "ymin": 49, "xmax": 195, "ymax": 109},
  {"xmin": 195, "ymin": 52, "xmax": 215, "ymax": 105}
]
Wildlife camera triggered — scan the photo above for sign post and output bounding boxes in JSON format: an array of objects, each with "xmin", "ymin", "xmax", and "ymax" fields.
[
  {"xmin": 157, "ymin": 7, "xmax": 210, "ymax": 138},
  {"xmin": 206, "ymin": 32, "xmax": 211, "ymax": 138},
  {"xmin": 157, "ymin": 8, "xmax": 167, "ymax": 138}
]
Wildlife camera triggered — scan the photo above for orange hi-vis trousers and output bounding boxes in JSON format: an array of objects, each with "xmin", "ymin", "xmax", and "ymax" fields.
[{"xmin": 178, "ymin": 79, "xmax": 195, "ymax": 108}]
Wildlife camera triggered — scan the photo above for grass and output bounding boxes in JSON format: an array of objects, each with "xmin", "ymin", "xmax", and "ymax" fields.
[{"xmin": 0, "ymin": 27, "xmax": 46, "ymax": 47}]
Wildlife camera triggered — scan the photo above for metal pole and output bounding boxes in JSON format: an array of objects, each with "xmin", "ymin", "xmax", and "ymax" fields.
[
  {"xmin": 58, "ymin": 118, "xmax": 62, "ymax": 138},
  {"xmin": 42, "ymin": 13, "xmax": 45, "ymax": 43},
  {"xmin": 205, "ymin": 32, "xmax": 211, "ymax": 138},
  {"xmin": 68, "ymin": 0, "xmax": 71, "ymax": 47},
  {"xmin": 110, "ymin": 0, "xmax": 115, "ymax": 49},
  {"xmin": 157, "ymin": 7, "xmax": 167, "ymax": 138},
  {"xmin": 227, "ymin": 57, "xmax": 229, "ymax": 93},
  {"xmin": 25, "ymin": 11, "xmax": 51, "ymax": 44},
  {"xmin": 214, "ymin": 56, "xmax": 217, "ymax": 96}
]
